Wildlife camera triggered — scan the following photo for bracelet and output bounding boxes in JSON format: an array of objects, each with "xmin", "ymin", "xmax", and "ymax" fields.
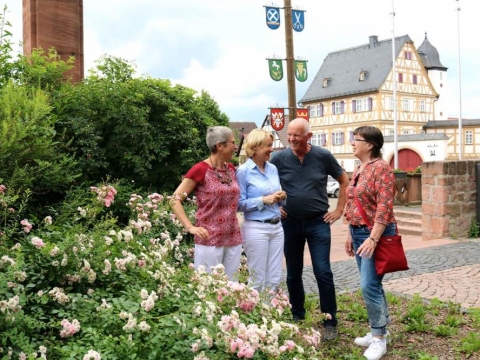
[{"xmin": 369, "ymin": 237, "xmax": 378, "ymax": 244}]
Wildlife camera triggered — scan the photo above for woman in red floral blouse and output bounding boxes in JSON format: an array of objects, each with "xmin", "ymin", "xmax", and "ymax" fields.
[
  {"xmin": 344, "ymin": 126, "xmax": 396, "ymax": 360},
  {"xmin": 170, "ymin": 126, "xmax": 242, "ymax": 280}
]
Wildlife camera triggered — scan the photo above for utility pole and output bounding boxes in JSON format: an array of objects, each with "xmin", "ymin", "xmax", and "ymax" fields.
[
  {"xmin": 456, "ymin": 0, "xmax": 463, "ymax": 160},
  {"xmin": 284, "ymin": 0, "xmax": 296, "ymax": 120},
  {"xmin": 391, "ymin": 0, "xmax": 398, "ymax": 170}
]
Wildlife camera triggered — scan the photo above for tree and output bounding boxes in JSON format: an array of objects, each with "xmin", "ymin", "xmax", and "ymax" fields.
[
  {"xmin": 54, "ymin": 56, "xmax": 230, "ymax": 193},
  {"xmin": 0, "ymin": 82, "xmax": 79, "ymax": 217}
]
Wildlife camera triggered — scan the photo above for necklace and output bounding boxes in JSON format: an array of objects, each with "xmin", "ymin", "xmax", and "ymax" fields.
[{"xmin": 210, "ymin": 157, "xmax": 232, "ymax": 185}]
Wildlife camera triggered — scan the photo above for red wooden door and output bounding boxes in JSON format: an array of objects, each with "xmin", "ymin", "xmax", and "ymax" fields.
[{"xmin": 389, "ymin": 149, "xmax": 423, "ymax": 171}]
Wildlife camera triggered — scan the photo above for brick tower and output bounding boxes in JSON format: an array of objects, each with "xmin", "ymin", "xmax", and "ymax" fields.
[{"xmin": 23, "ymin": 0, "xmax": 84, "ymax": 83}]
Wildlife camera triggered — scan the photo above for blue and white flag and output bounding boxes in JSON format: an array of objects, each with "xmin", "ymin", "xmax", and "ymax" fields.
[
  {"xmin": 266, "ymin": 7, "xmax": 281, "ymax": 30},
  {"xmin": 292, "ymin": 9, "xmax": 305, "ymax": 32}
]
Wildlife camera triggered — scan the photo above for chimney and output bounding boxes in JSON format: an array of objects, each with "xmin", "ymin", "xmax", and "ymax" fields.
[{"xmin": 369, "ymin": 35, "xmax": 378, "ymax": 48}]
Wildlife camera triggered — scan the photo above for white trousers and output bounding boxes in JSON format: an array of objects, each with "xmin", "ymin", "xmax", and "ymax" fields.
[
  {"xmin": 194, "ymin": 244, "xmax": 243, "ymax": 280},
  {"xmin": 241, "ymin": 221, "xmax": 284, "ymax": 292}
]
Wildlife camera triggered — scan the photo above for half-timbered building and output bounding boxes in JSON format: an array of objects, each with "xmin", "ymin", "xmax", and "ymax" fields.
[{"xmin": 299, "ymin": 34, "xmax": 448, "ymax": 172}]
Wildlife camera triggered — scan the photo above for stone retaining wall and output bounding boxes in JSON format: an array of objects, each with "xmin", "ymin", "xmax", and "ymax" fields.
[{"xmin": 421, "ymin": 160, "xmax": 479, "ymax": 240}]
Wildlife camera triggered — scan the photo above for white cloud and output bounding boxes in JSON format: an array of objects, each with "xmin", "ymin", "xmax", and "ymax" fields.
[{"xmin": 5, "ymin": 0, "xmax": 480, "ymax": 125}]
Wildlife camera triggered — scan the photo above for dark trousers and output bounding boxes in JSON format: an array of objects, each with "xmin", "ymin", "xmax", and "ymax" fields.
[{"xmin": 282, "ymin": 214, "xmax": 337, "ymax": 326}]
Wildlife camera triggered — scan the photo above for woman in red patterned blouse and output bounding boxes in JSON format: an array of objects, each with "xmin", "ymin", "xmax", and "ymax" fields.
[
  {"xmin": 344, "ymin": 126, "xmax": 396, "ymax": 360},
  {"xmin": 170, "ymin": 126, "xmax": 242, "ymax": 280}
]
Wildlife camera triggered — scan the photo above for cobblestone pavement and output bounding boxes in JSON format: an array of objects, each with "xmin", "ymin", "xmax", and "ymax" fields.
[{"xmin": 298, "ymin": 238, "xmax": 480, "ymax": 309}]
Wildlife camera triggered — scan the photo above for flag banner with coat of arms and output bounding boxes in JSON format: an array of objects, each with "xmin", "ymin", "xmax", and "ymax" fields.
[
  {"xmin": 296, "ymin": 108, "xmax": 309, "ymax": 121},
  {"xmin": 265, "ymin": 7, "xmax": 281, "ymax": 30},
  {"xmin": 270, "ymin": 108, "xmax": 285, "ymax": 131},
  {"xmin": 292, "ymin": 9, "xmax": 305, "ymax": 32},
  {"xmin": 294, "ymin": 60, "xmax": 308, "ymax": 82},
  {"xmin": 268, "ymin": 59, "xmax": 283, "ymax": 81}
]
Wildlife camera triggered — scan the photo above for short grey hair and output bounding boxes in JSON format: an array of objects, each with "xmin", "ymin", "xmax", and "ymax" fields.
[{"xmin": 206, "ymin": 126, "xmax": 234, "ymax": 153}]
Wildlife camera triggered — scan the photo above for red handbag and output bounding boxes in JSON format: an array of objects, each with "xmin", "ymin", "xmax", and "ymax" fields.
[{"xmin": 354, "ymin": 198, "xmax": 409, "ymax": 275}]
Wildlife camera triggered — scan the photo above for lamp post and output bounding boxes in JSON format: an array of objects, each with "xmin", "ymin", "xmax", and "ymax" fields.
[
  {"xmin": 391, "ymin": 0, "xmax": 398, "ymax": 169},
  {"xmin": 456, "ymin": 0, "xmax": 463, "ymax": 160}
]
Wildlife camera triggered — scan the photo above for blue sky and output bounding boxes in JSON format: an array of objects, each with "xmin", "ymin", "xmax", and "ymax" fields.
[{"xmin": 5, "ymin": 0, "xmax": 479, "ymax": 126}]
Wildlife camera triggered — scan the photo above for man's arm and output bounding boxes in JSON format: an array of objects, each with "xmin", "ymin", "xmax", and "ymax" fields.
[
  {"xmin": 335, "ymin": 172, "xmax": 349, "ymax": 214},
  {"xmin": 324, "ymin": 172, "xmax": 349, "ymax": 224}
]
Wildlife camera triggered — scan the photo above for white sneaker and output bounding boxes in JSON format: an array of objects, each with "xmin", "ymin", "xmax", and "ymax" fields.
[
  {"xmin": 354, "ymin": 330, "xmax": 389, "ymax": 347},
  {"xmin": 364, "ymin": 338, "xmax": 387, "ymax": 360}
]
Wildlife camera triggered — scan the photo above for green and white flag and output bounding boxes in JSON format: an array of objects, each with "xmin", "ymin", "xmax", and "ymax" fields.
[
  {"xmin": 268, "ymin": 59, "xmax": 283, "ymax": 81},
  {"xmin": 295, "ymin": 60, "xmax": 308, "ymax": 82}
]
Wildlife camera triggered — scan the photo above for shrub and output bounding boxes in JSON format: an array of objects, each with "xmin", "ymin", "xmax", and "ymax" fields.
[
  {"xmin": 0, "ymin": 83, "xmax": 79, "ymax": 218},
  {"xmin": 0, "ymin": 183, "xmax": 323, "ymax": 359}
]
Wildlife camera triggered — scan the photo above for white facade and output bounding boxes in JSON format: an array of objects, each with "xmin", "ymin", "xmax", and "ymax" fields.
[{"xmin": 427, "ymin": 69, "xmax": 448, "ymax": 120}]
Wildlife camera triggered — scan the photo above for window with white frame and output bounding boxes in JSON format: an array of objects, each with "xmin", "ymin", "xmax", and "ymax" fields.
[
  {"xmin": 385, "ymin": 96, "xmax": 394, "ymax": 110},
  {"xmin": 333, "ymin": 101, "xmax": 343, "ymax": 114},
  {"xmin": 308, "ymin": 104, "xmax": 323, "ymax": 117},
  {"xmin": 355, "ymin": 98, "xmax": 368, "ymax": 112},
  {"xmin": 402, "ymin": 98, "xmax": 413, "ymax": 111},
  {"xmin": 332, "ymin": 132, "xmax": 344, "ymax": 145},
  {"xmin": 388, "ymin": 129, "xmax": 395, "ymax": 135},
  {"xmin": 420, "ymin": 100, "xmax": 426, "ymax": 112},
  {"xmin": 466, "ymin": 130, "xmax": 473, "ymax": 145},
  {"xmin": 310, "ymin": 133, "xmax": 321, "ymax": 146},
  {"xmin": 309, "ymin": 105, "xmax": 316, "ymax": 118},
  {"xmin": 402, "ymin": 130, "xmax": 411, "ymax": 135}
]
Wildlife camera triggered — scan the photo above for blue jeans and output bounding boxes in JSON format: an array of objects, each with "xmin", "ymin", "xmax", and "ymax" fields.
[
  {"xmin": 349, "ymin": 223, "xmax": 396, "ymax": 336},
  {"xmin": 282, "ymin": 214, "xmax": 337, "ymax": 326}
]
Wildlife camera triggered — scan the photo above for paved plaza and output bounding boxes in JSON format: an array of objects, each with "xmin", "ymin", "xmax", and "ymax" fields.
[
  {"xmin": 301, "ymin": 237, "xmax": 480, "ymax": 309},
  {"xmin": 293, "ymin": 199, "xmax": 480, "ymax": 309}
]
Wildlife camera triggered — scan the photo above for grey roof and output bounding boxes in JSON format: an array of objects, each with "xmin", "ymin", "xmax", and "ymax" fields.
[
  {"xmin": 423, "ymin": 119, "xmax": 480, "ymax": 128},
  {"xmin": 417, "ymin": 33, "xmax": 447, "ymax": 71},
  {"xmin": 300, "ymin": 35, "xmax": 412, "ymax": 103},
  {"xmin": 229, "ymin": 121, "xmax": 257, "ymax": 137},
  {"xmin": 384, "ymin": 133, "xmax": 449, "ymax": 142}
]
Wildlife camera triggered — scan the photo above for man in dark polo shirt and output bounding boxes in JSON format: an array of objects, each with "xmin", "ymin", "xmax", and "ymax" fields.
[{"xmin": 270, "ymin": 118, "xmax": 349, "ymax": 340}]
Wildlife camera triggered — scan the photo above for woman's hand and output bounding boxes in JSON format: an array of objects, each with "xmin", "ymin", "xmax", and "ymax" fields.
[
  {"xmin": 273, "ymin": 190, "xmax": 287, "ymax": 201},
  {"xmin": 187, "ymin": 226, "xmax": 209, "ymax": 240},
  {"xmin": 356, "ymin": 237, "xmax": 377, "ymax": 258},
  {"xmin": 345, "ymin": 237, "xmax": 355, "ymax": 257},
  {"xmin": 263, "ymin": 191, "xmax": 286, "ymax": 205},
  {"xmin": 262, "ymin": 195, "xmax": 278, "ymax": 205}
]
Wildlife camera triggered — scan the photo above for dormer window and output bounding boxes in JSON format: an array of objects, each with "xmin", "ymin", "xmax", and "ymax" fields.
[
  {"xmin": 359, "ymin": 71, "xmax": 367, "ymax": 81},
  {"xmin": 322, "ymin": 78, "xmax": 330, "ymax": 87}
]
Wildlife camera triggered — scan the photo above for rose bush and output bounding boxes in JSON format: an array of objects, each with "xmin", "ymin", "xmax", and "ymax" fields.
[{"xmin": 0, "ymin": 183, "xmax": 323, "ymax": 359}]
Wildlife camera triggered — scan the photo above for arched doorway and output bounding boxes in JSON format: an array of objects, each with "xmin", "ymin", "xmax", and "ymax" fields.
[{"xmin": 389, "ymin": 149, "xmax": 423, "ymax": 171}]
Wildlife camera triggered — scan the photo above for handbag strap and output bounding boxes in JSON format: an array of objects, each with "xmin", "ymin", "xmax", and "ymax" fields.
[
  {"xmin": 353, "ymin": 186, "xmax": 398, "ymax": 235},
  {"xmin": 354, "ymin": 197, "xmax": 373, "ymax": 229}
]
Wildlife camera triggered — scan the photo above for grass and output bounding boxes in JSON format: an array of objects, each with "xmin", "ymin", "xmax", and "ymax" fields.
[{"xmin": 296, "ymin": 290, "xmax": 480, "ymax": 360}]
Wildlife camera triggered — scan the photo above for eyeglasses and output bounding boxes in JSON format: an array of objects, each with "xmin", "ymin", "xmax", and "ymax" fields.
[
  {"xmin": 222, "ymin": 141, "xmax": 236, "ymax": 145},
  {"xmin": 353, "ymin": 138, "xmax": 368, "ymax": 143}
]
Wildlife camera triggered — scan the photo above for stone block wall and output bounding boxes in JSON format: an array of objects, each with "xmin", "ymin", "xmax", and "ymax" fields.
[{"xmin": 421, "ymin": 160, "xmax": 479, "ymax": 240}]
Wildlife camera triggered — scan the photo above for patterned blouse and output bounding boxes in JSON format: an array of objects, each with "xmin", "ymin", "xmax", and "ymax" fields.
[
  {"xmin": 344, "ymin": 158, "xmax": 396, "ymax": 227},
  {"xmin": 185, "ymin": 161, "xmax": 242, "ymax": 247}
]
